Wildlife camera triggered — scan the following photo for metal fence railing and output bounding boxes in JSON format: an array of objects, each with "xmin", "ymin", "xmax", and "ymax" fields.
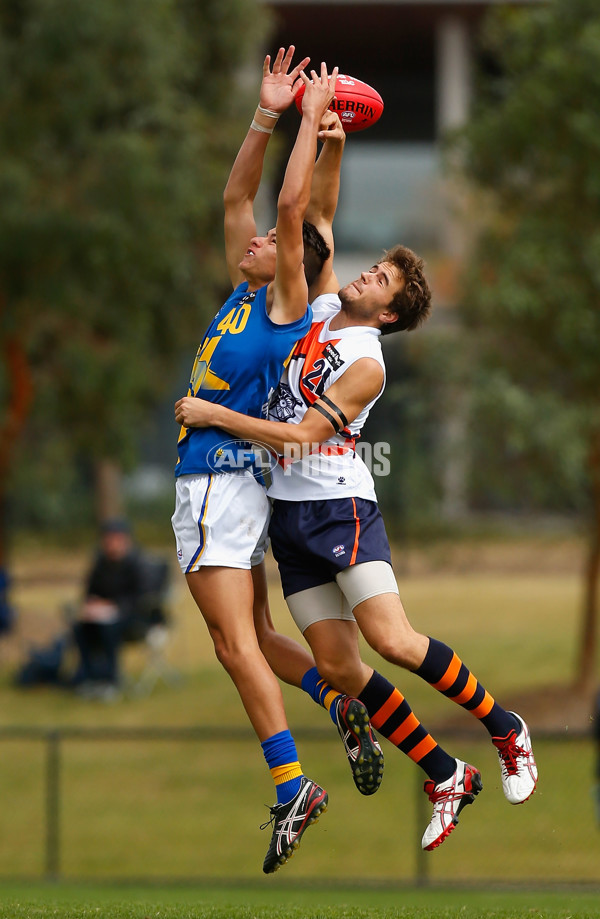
[{"xmin": 0, "ymin": 725, "xmax": 598, "ymax": 886}]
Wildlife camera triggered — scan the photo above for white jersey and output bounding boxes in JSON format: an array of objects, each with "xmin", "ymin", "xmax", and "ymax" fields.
[{"xmin": 266, "ymin": 293, "xmax": 385, "ymax": 501}]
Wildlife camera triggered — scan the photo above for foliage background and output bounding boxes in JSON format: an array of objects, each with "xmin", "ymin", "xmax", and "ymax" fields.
[{"xmin": 0, "ymin": 0, "xmax": 268, "ymax": 534}]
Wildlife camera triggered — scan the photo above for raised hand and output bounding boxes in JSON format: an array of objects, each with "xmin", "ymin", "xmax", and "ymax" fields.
[
  {"xmin": 260, "ymin": 45, "xmax": 311, "ymax": 114},
  {"xmin": 300, "ymin": 63, "xmax": 339, "ymax": 121}
]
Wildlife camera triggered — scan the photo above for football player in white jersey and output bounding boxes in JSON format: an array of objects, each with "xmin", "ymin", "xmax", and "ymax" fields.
[{"xmin": 176, "ymin": 113, "xmax": 538, "ymax": 853}]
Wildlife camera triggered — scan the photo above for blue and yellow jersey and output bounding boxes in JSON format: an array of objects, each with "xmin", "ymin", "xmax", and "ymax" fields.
[{"xmin": 175, "ymin": 282, "xmax": 312, "ymax": 476}]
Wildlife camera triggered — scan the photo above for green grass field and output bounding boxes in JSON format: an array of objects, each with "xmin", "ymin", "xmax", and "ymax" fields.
[
  {"xmin": 0, "ymin": 882, "xmax": 598, "ymax": 918},
  {"xmin": 1, "ymin": 536, "xmax": 599, "ymax": 897}
]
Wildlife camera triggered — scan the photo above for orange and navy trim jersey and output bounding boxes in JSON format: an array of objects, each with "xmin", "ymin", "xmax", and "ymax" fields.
[{"xmin": 266, "ymin": 293, "xmax": 385, "ymax": 502}]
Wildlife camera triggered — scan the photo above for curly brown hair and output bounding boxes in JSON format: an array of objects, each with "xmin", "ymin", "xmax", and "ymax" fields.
[{"xmin": 379, "ymin": 244, "xmax": 432, "ymax": 334}]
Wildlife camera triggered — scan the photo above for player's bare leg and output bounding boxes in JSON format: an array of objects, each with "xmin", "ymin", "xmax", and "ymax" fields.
[
  {"xmin": 351, "ymin": 591, "xmax": 428, "ymax": 671},
  {"xmin": 187, "ymin": 566, "xmax": 288, "ymax": 739},
  {"xmin": 352, "ymin": 587, "xmax": 537, "ymax": 804},
  {"xmin": 252, "ymin": 565, "xmax": 383, "ymax": 794},
  {"xmin": 251, "ymin": 562, "xmax": 315, "ymax": 688},
  {"xmin": 186, "ymin": 565, "xmax": 328, "ymax": 872}
]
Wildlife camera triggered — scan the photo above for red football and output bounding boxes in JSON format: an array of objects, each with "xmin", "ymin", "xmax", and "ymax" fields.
[{"xmin": 295, "ymin": 73, "xmax": 384, "ymax": 133}]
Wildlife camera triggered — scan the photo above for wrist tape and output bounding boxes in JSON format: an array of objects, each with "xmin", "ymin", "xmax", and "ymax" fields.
[{"xmin": 250, "ymin": 105, "xmax": 281, "ymax": 135}]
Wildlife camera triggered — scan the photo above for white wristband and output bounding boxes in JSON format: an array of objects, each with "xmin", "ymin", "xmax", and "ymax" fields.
[
  {"xmin": 250, "ymin": 105, "xmax": 281, "ymax": 135},
  {"xmin": 257, "ymin": 105, "xmax": 280, "ymax": 120},
  {"xmin": 250, "ymin": 119, "xmax": 274, "ymax": 135}
]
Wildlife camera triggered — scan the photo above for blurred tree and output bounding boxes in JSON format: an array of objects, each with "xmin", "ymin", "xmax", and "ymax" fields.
[
  {"xmin": 455, "ymin": 0, "xmax": 600, "ymax": 690},
  {"xmin": 0, "ymin": 0, "xmax": 268, "ymax": 550}
]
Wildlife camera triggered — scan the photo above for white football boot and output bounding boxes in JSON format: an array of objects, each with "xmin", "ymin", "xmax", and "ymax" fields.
[
  {"xmin": 421, "ymin": 759, "xmax": 482, "ymax": 851},
  {"xmin": 493, "ymin": 711, "xmax": 538, "ymax": 804}
]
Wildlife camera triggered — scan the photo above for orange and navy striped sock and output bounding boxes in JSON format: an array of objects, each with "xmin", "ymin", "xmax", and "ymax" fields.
[
  {"xmin": 359, "ymin": 670, "xmax": 455, "ymax": 783},
  {"xmin": 414, "ymin": 638, "xmax": 519, "ymax": 738},
  {"xmin": 301, "ymin": 666, "xmax": 343, "ymax": 725},
  {"xmin": 261, "ymin": 730, "xmax": 303, "ymax": 805}
]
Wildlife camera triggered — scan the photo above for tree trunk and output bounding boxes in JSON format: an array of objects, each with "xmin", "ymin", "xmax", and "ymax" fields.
[
  {"xmin": 0, "ymin": 335, "xmax": 34, "ymax": 566},
  {"xmin": 574, "ymin": 431, "xmax": 600, "ymax": 692},
  {"xmin": 93, "ymin": 458, "xmax": 124, "ymax": 524},
  {"xmin": 440, "ymin": 389, "xmax": 470, "ymax": 522}
]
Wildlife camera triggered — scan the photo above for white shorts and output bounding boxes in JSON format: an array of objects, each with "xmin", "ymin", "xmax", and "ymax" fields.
[
  {"xmin": 286, "ymin": 560, "xmax": 399, "ymax": 633},
  {"xmin": 172, "ymin": 473, "xmax": 269, "ymax": 573}
]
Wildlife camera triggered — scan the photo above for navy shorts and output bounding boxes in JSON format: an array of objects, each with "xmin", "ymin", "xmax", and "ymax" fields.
[{"xmin": 269, "ymin": 497, "xmax": 392, "ymax": 598}]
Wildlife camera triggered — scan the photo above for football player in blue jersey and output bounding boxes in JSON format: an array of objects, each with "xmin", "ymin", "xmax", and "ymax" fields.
[
  {"xmin": 171, "ymin": 47, "xmax": 337, "ymax": 874},
  {"xmin": 176, "ymin": 108, "xmax": 538, "ymax": 855}
]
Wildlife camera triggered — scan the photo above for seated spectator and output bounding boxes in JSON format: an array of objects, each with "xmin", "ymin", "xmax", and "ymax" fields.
[
  {"xmin": 72, "ymin": 518, "xmax": 148, "ymax": 699},
  {"xmin": 14, "ymin": 521, "xmax": 170, "ymax": 696}
]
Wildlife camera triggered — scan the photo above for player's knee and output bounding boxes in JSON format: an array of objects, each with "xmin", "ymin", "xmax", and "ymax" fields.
[
  {"xmin": 318, "ymin": 658, "xmax": 361, "ymax": 695},
  {"xmin": 212, "ymin": 637, "xmax": 233, "ymax": 672},
  {"xmin": 211, "ymin": 632, "xmax": 250, "ymax": 676},
  {"xmin": 367, "ymin": 632, "xmax": 419, "ymax": 669}
]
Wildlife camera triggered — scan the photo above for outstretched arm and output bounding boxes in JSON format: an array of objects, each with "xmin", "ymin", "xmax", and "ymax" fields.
[
  {"xmin": 223, "ymin": 46, "xmax": 310, "ymax": 289},
  {"xmin": 175, "ymin": 357, "xmax": 384, "ymax": 455},
  {"xmin": 267, "ymin": 63, "xmax": 338, "ymax": 325},
  {"xmin": 306, "ymin": 111, "xmax": 346, "ymax": 298}
]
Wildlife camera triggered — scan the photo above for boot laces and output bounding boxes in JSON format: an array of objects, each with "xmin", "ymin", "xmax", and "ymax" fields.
[
  {"xmin": 260, "ymin": 804, "xmax": 280, "ymax": 830},
  {"xmin": 425, "ymin": 779, "xmax": 463, "ymax": 806},
  {"xmin": 497, "ymin": 733, "xmax": 526, "ymax": 776}
]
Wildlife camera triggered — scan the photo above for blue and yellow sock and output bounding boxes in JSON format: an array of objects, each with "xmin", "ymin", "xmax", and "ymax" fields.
[
  {"xmin": 301, "ymin": 666, "xmax": 343, "ymax": 725},
  {"xmin": 261, "ymin": 730, "xmax": 303, "ymax": 805}
]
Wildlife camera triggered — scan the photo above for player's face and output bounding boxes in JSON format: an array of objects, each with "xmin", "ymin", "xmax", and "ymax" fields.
[
  {"xmin": 339, "ymin": 261, "xmax": 404, "ymax": 324},
  {"xmin": 238, "ymin": 228, "xmax": 277, "ymax": 283}
]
